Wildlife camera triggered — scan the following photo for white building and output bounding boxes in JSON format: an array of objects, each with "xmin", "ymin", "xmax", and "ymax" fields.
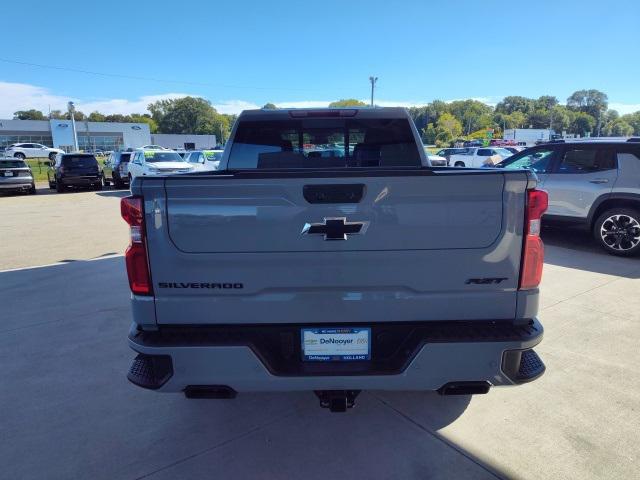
[
  {"xmin": 503, "ymin": 128, "xmax": 552, "ymax": 146},
  {"xmin": 0, "ymin": 119, "xmax": 151, "ymax": 151},
  {"xmin": 0, "ymin": 119, "xmax": 218, "ymax": 152},
  {"xmin": 150, "ymin": 134, "xmax": 217, "ymax": 150}
]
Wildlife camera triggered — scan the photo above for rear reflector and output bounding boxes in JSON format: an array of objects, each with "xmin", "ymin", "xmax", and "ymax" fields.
[
  {"xmin": 121, "ymin": 196, "xmax": 152, "ymax": 295},
  {"xmin": 519, "ymin": 189, "xmax": 548, "ymax": 290}
]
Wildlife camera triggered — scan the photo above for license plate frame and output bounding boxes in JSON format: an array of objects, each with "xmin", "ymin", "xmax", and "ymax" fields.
[{"xmin": 301, "ymin": 327, "xmax": 371, "ymax": 362}]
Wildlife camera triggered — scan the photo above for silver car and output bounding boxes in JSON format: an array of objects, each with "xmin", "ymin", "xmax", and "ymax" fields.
[{"xmin": 499, "ymin": 139, "xmax": 640, "ymax": 256}]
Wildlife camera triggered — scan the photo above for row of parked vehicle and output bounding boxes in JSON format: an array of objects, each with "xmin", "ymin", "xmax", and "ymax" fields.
[{"xmin": 0, "ymin": 145, "xmax": 224, "ymax": 194}]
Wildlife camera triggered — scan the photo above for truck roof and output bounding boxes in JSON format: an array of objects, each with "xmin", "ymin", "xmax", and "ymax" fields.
[{"xmin": 238, "ymin": 107, "xmax": 411, "ymax": 121}]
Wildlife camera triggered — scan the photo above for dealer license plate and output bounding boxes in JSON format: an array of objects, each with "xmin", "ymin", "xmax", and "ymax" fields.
[{"xmin": 301, "ymin": 327, "xmax": 370, "ymax": 361}]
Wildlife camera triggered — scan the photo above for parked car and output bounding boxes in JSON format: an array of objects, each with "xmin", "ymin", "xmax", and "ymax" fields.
[
  {"xmin": 0, "ymin": 157, "xmax": 36, "ymax": 194},
  {"xmin": 497, "ymin": 139, "xmax": 640, "ymax": 256},
  {"xmin": 435, "ymin": 148, "xmax": 470, "ymax": 165},
  {"xmin": 5, "ymin": 143, "xmax": 64, "ymax": 161},
  {"xmin": 127, "ymin": 149, "xmax": 194, "ymax": 182},
  {"xmin": 122, "ymin": 107, "xmax": 547, "ymax": 411},
  {"xmin": 449, "ymin": 147, "xmax": 513, "ymax": 168},
  {"xmin": 140, "ymin": 145, "xmax": 169, "ymax": 150},
  {"xmin": 103, "ymin": 151, "xmax": 133, "ymax": 188},
  {"xmin": 463, "ymin": 139, "xmax": 483, "ymax": 147},
  {"xmin": 47, "ymin": 153, "xmax": 103, "ymax": 192},
  {"xmin": 184, "ymin": 149, "xmax": 224, "ymax": 171},
  {"xmin": 426, "ymin": 153, "xmax": 447, "ymax": 166}
]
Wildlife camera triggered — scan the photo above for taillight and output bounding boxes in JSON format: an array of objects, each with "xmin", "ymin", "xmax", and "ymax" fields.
[
  {"xmin": 519, "ymin": 189, "xmax": 548, "ymax": 290},
  {"xmin": 121, "ymin": 196, "xmax": 152, "ymax": 295}
]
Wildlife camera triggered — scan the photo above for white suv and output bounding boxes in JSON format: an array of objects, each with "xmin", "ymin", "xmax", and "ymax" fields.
[
  {"xmin": 127, "ymin": 149, "xmax": 195, "ymax": 181},
  {"xmin": 5, "ymin": 143, "xmax": 64, "ymax": 161}
]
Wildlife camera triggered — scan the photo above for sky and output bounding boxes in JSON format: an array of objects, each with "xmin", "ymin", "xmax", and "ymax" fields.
[{"xmin": 1, "ymin": 0, "xmax": 639, "ymax": 118}]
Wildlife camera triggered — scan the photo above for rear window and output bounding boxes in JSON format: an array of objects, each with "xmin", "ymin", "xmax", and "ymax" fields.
[
  {"xmin": 0, "ymin": 160, "xmax": 27, "ymax": 168},
  {"xmin": 62, "ymin": 155, "xmax": 98, "ymax": 168},
  {"xmin": 228, "ymin": 118, "xmax": 421, "ymax": 169},
  {"xmin": 118, "ymin": 153, "xmax": 131, "ymax": 163}
]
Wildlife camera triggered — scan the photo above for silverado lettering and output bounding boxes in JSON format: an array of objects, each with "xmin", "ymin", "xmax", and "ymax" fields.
[{"xmin": 158, "ymin": 282, "xmax": 243, "ymax": 289}]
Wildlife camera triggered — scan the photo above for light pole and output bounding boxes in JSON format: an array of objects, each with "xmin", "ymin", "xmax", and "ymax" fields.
[
  {"xmin": 369, "ymin": 76, "xmax": 378, "ymax": 107},
  {"xmin": 68, "ymin": 101, "xmax": 79, "ymax": 151}
]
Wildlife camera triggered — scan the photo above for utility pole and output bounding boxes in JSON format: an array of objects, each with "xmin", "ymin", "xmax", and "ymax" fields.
[
  {"xmin": 68, "ymin": 101, "xmax": 79, "ymax": 151},
  {"xmin": 369, "ymin": 76, "xmax": 378, "ymax": 107}
]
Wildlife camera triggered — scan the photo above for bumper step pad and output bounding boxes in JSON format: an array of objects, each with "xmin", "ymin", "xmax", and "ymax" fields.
[
  {"xmin": 502, "ymin": 348, "xmax": 545, "ymax": 384},
  {"xmin": 127, "ymin": 354, "xmax": 173, "ymax": 390},
  {"xmin": 517, "ymin": 349, "xmax": 545, "ymax": 381}
]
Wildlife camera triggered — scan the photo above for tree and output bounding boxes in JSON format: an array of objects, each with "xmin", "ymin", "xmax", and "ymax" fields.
[
  {"xmin": 422, "ymin": 123, "xmax": 437, "ymax": 144},
  {"xmin": 448, "ymin": 100, "xmax": 493, "ymax": 134},
  {"xmin": 504, "ymin": 111, "xmax": 527, "ymax": 129},
  {"xmin": 495, "ymin": 96, "xmax": 534, "ymax": 115},
  {"xmin": 49, "ymin": 110, "xmax": 66, "ymax": 119},
  {"xmin": 569, "ymin": 112, "xmax": 596, "ymax": 136},
  {"xmin": 434, "ymin": 112, "xmax": 462, "ymax": 146},
  {"xmin": 88, "ymin": 111, "xmax": 106, "ymax": 122},
  {"xmin": 620, "ymin": 112, "xmax": 640, "ymax": 135},
  {"xmin": 13, "ymin": 109, "xmax": 47, "ymax": 120},
  {"xmin": 262, "ymin": 103, "xmax": 277, "ymax": 109},
  {"xmin": 550, "ymin": 105, "xmax": 571, "ymax": 133},
  {"xmin": 603, "ymin": 120, "xmax": 634, "ymax": 137},
  {"xmin": 567, "ymin": 89, "xmax": 608, "ymax": 123},
  {"xmin": 527, "ymin": 109, "xmax": 551, "ymax": 129},
  {"xmin": 535, "ymin": 96, "xmax": 558, "ymax": 111},
  {"xmin": 328, "ymin": 99, "xmax": 367, "ymax": 107}
]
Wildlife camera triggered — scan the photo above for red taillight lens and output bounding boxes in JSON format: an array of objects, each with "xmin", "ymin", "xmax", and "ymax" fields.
[
  {"xmin": 121, "ymin": 196, "xmax": 152, "ymax": 295},
  {"xmin": 519, "ymin": 189, "xmax": 548, "ymax": 290}
]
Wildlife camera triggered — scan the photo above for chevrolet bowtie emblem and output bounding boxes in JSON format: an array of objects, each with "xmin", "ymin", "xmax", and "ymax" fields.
[{"xmin": 301, "ymin": 217, "xmax": 369, "ymax": 241}]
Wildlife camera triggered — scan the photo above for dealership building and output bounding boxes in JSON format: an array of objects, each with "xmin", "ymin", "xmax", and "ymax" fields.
[{"xmin": 0, "ymin": 119, "xmax": 217, "ymax": 151}]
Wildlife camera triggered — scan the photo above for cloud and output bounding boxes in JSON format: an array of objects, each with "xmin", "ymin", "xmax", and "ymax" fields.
[
  {"xmin": 609, "ymin": 103, "xmax": 640, "ymax": 115},
  {"xmin": 0, "ymin": 81, "xmax": 192, "ymax": 117},
  {"xmin": 212, "ymin": 100, "xmax": 260, "ymax": 114}
]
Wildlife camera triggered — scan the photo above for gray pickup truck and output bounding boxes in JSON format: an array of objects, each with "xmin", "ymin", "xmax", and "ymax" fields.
[{"xmin": 122, "ymin": 107, "xmax": 548, "ymax": 411}]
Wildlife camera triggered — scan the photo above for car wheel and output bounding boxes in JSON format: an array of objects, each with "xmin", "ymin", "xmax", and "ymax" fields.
[
  {"xmin": 29, "ymin": 184, "xmax": 37, "ymax": 195},
  {"xmin": 48, "ymin": 179, "xmax": 55, "ymax": 190},
  {"xmin": 114, "ymin": 176, "xmax": 124, "ymax": 189},
  {"xmin": 14, "ymin": 152, "xmax": 25, "ymax": 160},
  {"xmin": 56, "ymin": 180, "xmax": 65, "ymax": 193},
  {"xmin": 48, "ymin": 152, "xmax": 56, "ymax": 161},
  {"xmin": 454, "ymin": 161, "xmax": 465, "ymax": 167},
  {"xmin": 594, "ymin": 208, "xmax": 640, "ymax": 257}
]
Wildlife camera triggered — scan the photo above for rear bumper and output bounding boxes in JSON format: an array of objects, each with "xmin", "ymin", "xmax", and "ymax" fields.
[
  {"xmin": 60, "ymin": 176, "xmax": 101, "ymax": 186},
  {"xmin": 127, "ymin": 319, "xmax": 544, "ymax": 392},
  {"xmin": 0, "ymin": 181, "xmax": 33, "ymax": 191}
]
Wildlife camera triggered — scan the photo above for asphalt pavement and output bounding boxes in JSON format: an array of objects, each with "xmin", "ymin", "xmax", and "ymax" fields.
[{"xmin": 1, "ymin": 187, "xmax": 639, "ymax": 479}]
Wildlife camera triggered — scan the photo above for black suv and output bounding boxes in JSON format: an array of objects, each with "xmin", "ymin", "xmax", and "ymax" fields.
[
  {"xmin": 102, "ymin": 151, "xmax": 132, "ymax": 189},
  {"xmin": 48, "ymin": 153, "xmax": 103, "ymax": 192}
]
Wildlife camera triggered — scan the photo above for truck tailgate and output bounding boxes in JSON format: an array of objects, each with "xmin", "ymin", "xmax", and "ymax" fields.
[{"xmin": 141, "ymin": 170, "xmax": 530, "ymax": 325}]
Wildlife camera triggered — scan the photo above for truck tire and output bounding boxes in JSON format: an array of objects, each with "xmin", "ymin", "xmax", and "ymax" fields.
[
  {"xmin": 593, "ymin": 207, "xmax": 640, "ymax": 257},
  {"xmin": 454, "ymin": 161, "xmax": 465, "ymax": 167},
  {"xmin": 56, "ymin": 180, "xmax": 65, "ymax": 193},
  {"xmin": 29, "ymin": 184, "xmax": 37, "ymax": 195}
]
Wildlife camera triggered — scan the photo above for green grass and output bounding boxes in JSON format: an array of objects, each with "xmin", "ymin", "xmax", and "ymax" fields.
[{"xmin": 26, "ymin": 157, "xmax": 107, "ymax": 183}]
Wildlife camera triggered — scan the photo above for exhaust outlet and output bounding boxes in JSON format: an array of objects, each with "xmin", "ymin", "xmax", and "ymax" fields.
[{"xmin": 438, "ymin": 381, "xmax": 491, "ymax": 396}]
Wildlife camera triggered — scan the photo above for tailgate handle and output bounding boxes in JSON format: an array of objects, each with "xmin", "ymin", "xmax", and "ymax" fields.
[{"xmin": 303, "ymin": 184, "xmax": 366, "ymax": 204}]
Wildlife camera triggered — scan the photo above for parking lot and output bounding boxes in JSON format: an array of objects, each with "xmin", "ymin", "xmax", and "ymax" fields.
[{"xmin": 2, "ymin": 185, "xmax": 639, "ymax": 480}]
